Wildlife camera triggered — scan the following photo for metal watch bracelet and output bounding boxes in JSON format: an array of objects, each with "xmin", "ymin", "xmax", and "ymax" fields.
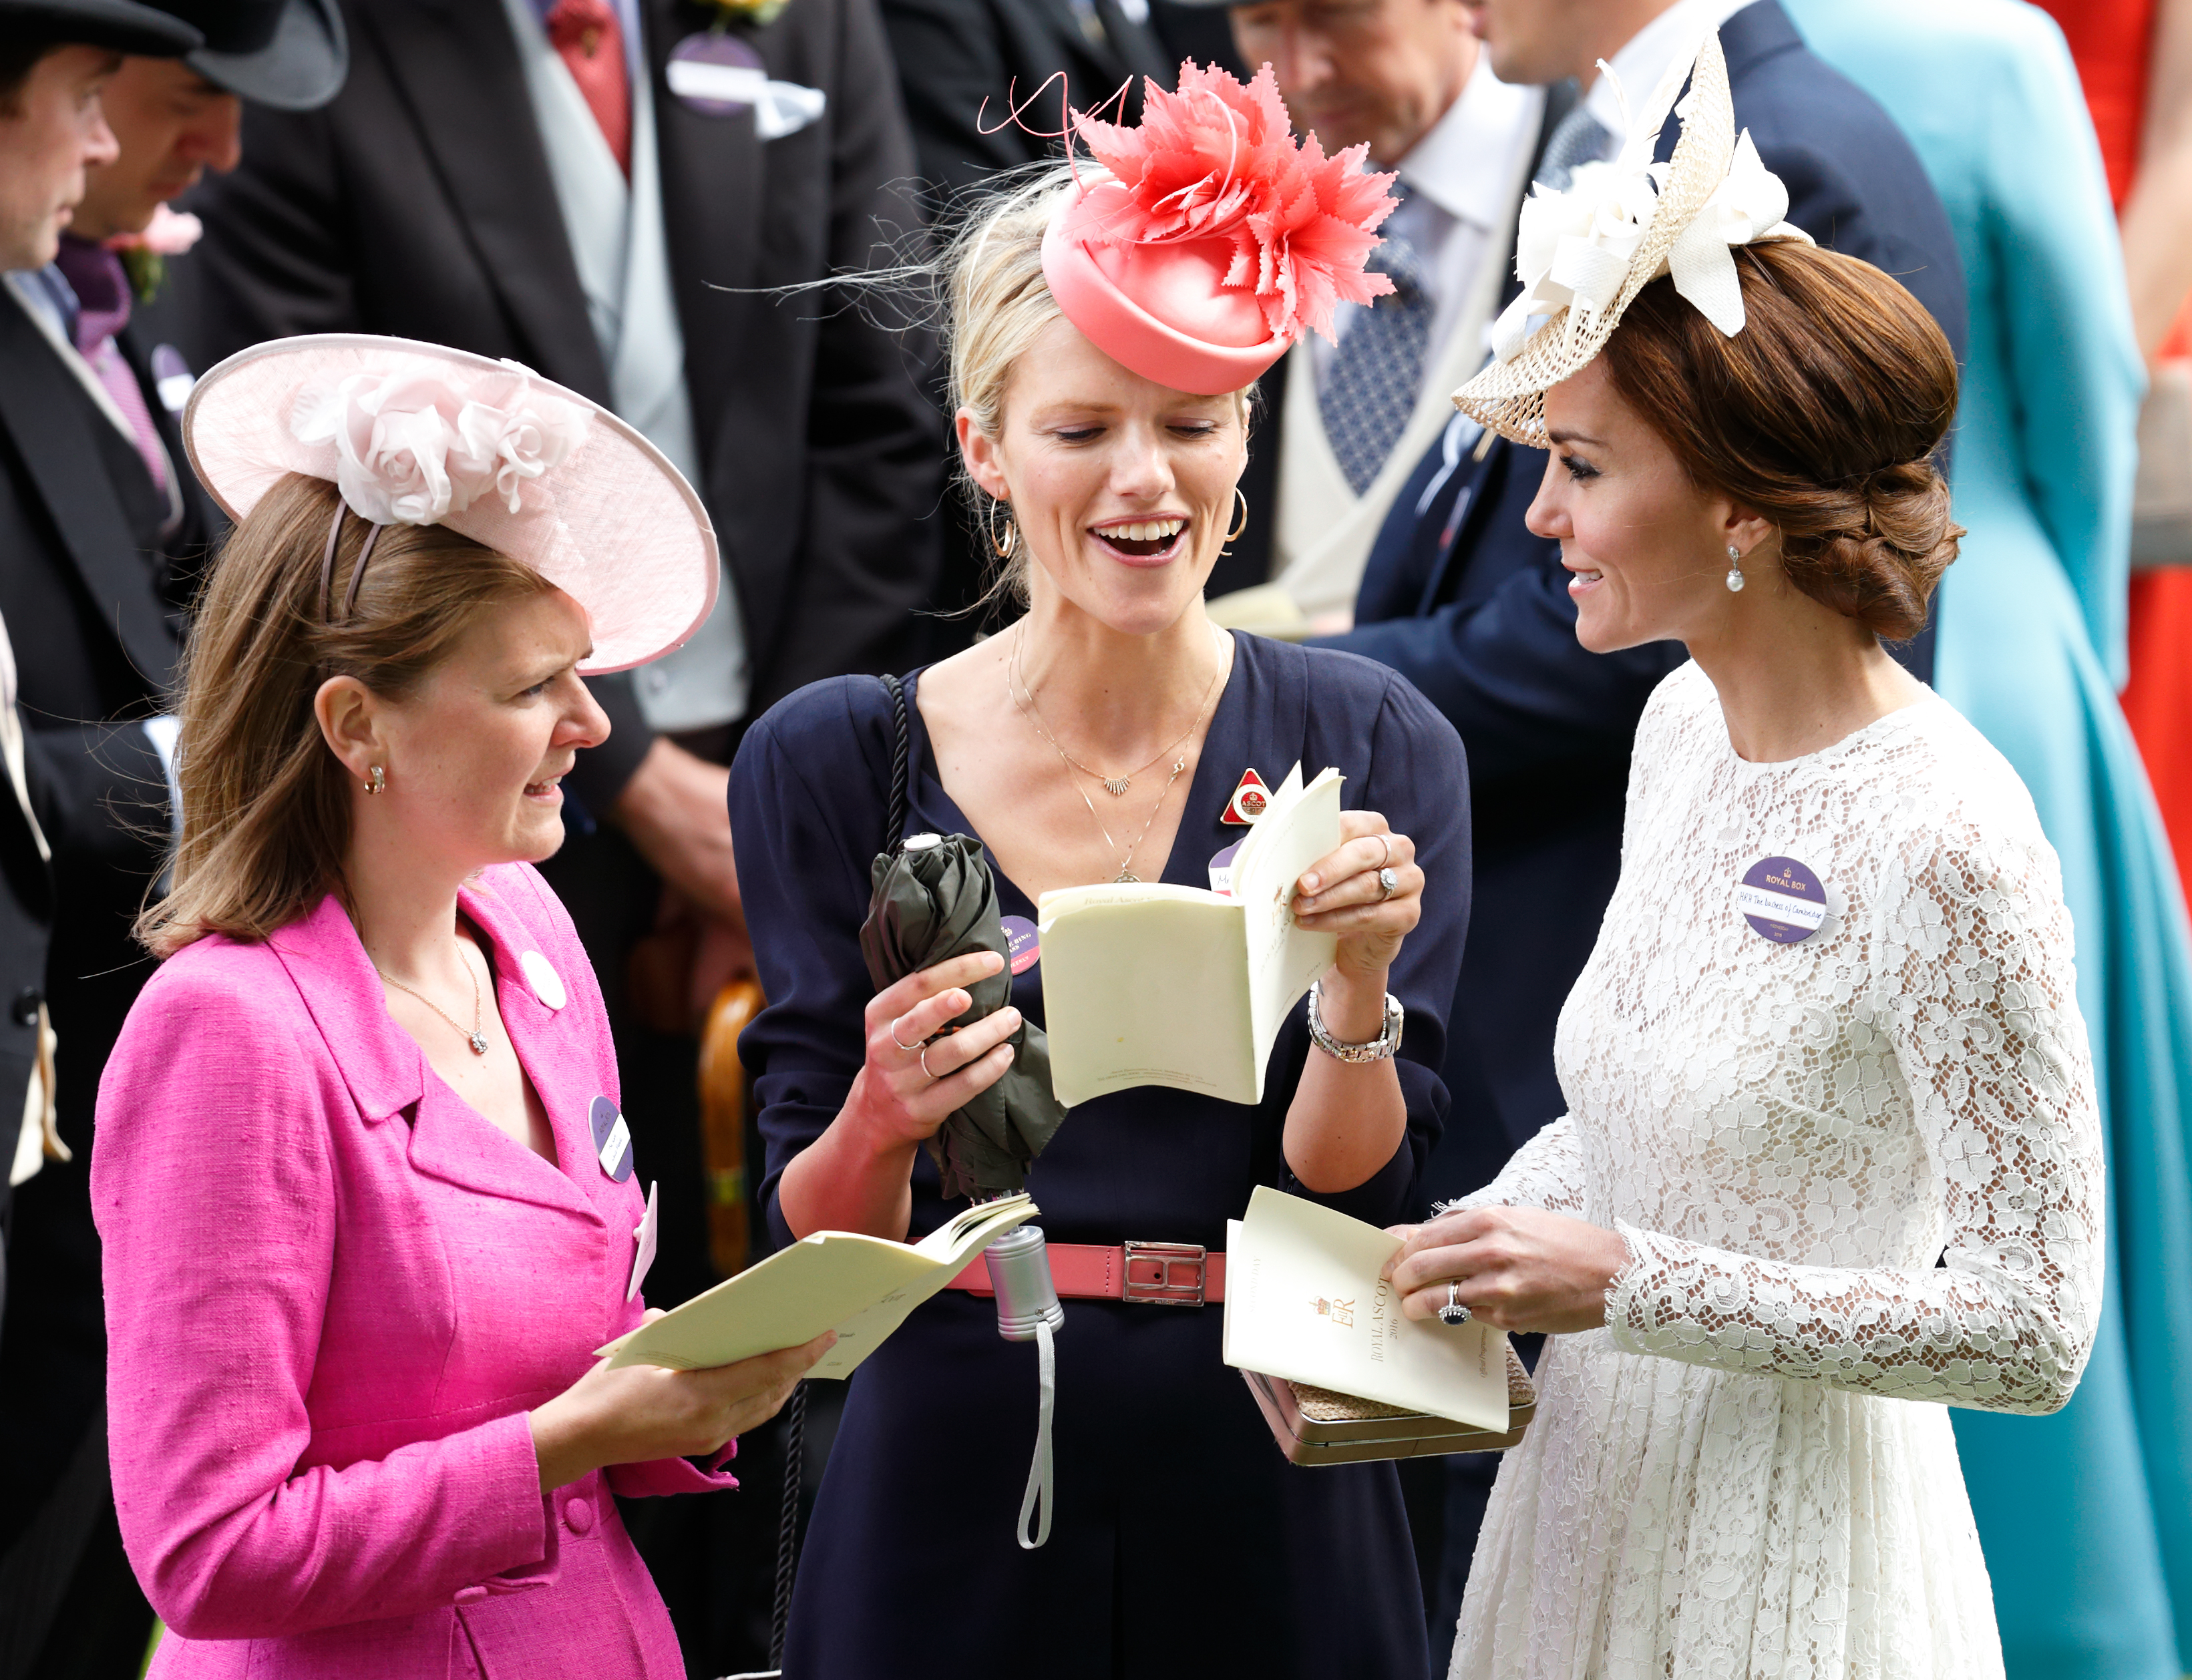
[{"xmin": 1305, "ymin": 980, "xmax": 1404, "ymax": 1063}]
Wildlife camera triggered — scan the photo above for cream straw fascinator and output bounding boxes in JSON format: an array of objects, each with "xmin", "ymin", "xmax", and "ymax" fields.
[
  {"xmin": 1453, "ymin": 28, "xmax": 1813, "ymax": 445},
  {"xmin": 184, "ymin": 335, "xmax": 718, "ymax": 673}
]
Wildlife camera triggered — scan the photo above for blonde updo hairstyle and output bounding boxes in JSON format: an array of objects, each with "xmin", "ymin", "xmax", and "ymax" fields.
[
  {"xmin": 1600, "ymin": 240, "xmax": 1962, "ymax": 641},
  {"xmin": 138, "ymin": 473, "xmax": 553, "ymax": 958},
  {"xmin": 944, "ymin": 167, "xmax": 1258, "ymax": 608}
]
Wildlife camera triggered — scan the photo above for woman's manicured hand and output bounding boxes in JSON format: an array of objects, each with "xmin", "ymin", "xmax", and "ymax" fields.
[
  {"xmin": 530, "ymin": 1324, "xmax": 837, "ymax": 1492},
  {"xmin": 843, "ymin": 950, "xmax": 1020, "ymax": 1151},
  {"xmin": 1292, "ymin": 811, "xmax": 1421, "ymax": 985},
  {"xmin": 1382, "ymin": 1206, "xmax": 1631, "ymax": 1336}
]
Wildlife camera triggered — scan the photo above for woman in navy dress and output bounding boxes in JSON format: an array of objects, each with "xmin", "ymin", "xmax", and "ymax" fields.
[{"xmin": 730, "ymin": 66, "xmax": 1469, "ymax": 1678}]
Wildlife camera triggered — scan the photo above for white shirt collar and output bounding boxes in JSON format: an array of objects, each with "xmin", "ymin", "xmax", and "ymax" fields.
[
  {"xmin": 1396, "ymin": 50, "xmax": 1543, "ymax": 230},
  {"xmin": 1584, "ymin": 0, "xmax": 1757, "ymax": 136}
]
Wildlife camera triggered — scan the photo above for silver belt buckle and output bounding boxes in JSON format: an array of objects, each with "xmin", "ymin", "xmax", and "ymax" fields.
[{"xmin": 1121, "ymin": 1241, "xmax": 1206, "ymax": 1306}]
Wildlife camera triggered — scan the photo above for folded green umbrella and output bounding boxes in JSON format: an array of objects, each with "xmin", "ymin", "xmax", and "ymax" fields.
[{"xmin": 859, "ymin": 833, "xmax": 1068, "ymax": 1200}]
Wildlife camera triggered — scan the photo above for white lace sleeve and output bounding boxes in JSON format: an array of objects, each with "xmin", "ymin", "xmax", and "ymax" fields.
[
  {"xmin": 1439, "ymin": 1116, "xmax": 1588, "ymax": 1216},
  {"xmin": 1604, "ymin": 822, "xmax": 2105, "ymax": 1414}
]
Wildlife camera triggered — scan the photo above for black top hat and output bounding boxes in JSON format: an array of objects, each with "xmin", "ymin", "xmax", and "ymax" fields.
[
  {"xmin": 160, "ymin": 0, "xmax": 347, "ymax": 110},
  {"xmin": 1, "ymin": 0, "xmax": 204, "ymax": 56}
]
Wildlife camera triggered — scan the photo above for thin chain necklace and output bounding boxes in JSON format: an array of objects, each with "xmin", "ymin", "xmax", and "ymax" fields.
[
  {"xmin": 1009, "ymin": 625, "xmax": 1226, "ymax": 884},
  {"xmin": 1011, "ymin": 627, "xmax": 1222, "ymax": 798},
  {"xmin": 377, "ymin": 948, "xmax": 490, "ymax": 1056}
]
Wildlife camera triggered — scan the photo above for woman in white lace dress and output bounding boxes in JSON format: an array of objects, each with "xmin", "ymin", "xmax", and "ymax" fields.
[{"xmin": 1383, "ymin": 33, "xmax": 2105, "ymax": 1680}]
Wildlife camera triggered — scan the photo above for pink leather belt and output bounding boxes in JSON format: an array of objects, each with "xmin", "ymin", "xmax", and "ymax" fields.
[{"xmin": 944, "ymin": 1240, "xmax": 1226, "ymax": 1306}]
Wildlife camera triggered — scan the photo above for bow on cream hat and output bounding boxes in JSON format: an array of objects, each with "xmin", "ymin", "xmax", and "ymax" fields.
[
  {"xmin": 1455, "ymin": 27, "xmax": 1812, "ymax": 445},
  {"xmin": 184, "ymin": 335, "xmax": 718, "ymax": 673}
]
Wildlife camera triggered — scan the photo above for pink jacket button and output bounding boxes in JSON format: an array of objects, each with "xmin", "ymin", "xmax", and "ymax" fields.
[{"xmin": 563, "ymin": 1496, "xmax": 594, "ymax": 1534}]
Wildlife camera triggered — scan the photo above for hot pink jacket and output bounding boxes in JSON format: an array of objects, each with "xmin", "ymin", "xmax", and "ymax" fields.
[{"xmin": 94, "ymin": 865, "xmax": 732, "ymax": 1678}]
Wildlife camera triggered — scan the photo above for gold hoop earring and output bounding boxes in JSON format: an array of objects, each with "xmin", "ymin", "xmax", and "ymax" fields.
[
  {"xmin": 365, "ymin": 765, "xmax": 385, "ymax": 794},
  {"xmin": 1226, "ymin": 487, "xmax": 1250, "ymax": 546},
  {"xmin": 986, "ymin": 497, "xmax": 1019, "ymax": 560}
]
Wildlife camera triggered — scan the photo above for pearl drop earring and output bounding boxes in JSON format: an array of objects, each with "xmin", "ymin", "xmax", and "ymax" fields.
[{"xmin": 1724, "ymin": 544, "xmax": 1745, "ymax": 594}]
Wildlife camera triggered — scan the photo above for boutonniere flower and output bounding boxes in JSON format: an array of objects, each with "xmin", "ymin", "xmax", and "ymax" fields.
[
  {"xmin": 699, "ymin": 0, "xmax": 790, "ymax": 31},
  {"xmin": 106, "ymin": 204, "xmax": 203, "ymax": 304}
]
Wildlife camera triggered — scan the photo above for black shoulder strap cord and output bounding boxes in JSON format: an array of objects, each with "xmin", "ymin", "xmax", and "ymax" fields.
[{"xmin": 765, "ymin": 674, "xmax": 914, "ymax": 1675}]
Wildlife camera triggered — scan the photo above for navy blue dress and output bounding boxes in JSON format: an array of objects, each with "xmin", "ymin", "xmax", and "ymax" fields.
[{"xmin": 730, "ymin": 634, "xmax": 1471, "ymax": 1679}]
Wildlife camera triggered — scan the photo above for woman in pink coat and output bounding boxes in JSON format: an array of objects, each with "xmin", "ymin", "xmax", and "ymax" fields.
[{"xmin": 93, "ymin": 336, "xmax": 830, "ymax": 1677}]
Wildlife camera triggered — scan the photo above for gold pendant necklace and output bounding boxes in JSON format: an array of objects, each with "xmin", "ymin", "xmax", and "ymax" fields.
[
  {"xmin": 1009, "ymin": 625, "xmax": 1225, "ymax": 882},
  {"xmin": 377, "ymin": 950, "xmax": 490, "ymax": 1055},
  {"xmin": 1011, "ymin": 628, "xmax": 1223, "ymax": 799}
]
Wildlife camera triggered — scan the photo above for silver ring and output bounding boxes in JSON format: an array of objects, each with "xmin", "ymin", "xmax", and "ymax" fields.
[
  {"xmin": 1377, "ymin": 867, "xmax": 1399, "ymax": 901},
  {"xmin": 920, "ymin": 1045, "xmax": 939, "ymax": 1082},
  {"xmin": 1438, "ymin": 1281, "xmax": 1471, "ymax": 1325},
  {"xmin": 1375, "ymin": 833, "xmax": 1393, "ymax": 870},
  {"xmin": 890, "ymin": 1016, "xmax": 922, "ymax": 1053}
]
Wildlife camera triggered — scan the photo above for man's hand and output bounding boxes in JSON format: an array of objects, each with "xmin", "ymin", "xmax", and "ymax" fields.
[{"xmin": 610, "ymin": 738, "xmax": 743, "ymax": 927}]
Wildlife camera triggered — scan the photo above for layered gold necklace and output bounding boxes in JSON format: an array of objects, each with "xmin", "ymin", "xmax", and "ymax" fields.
[{"xmin": 1007, "ymin": 625, "xmax": 1226, "ymax": 885}]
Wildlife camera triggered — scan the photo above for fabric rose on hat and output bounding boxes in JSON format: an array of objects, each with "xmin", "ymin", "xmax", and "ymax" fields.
[
  {"xmin": 451, "ymin": 374, "xmax": 586, "ymax": 515},
  {"xmin": 291, "ymin": 369, "xmax": 588, "ymax": 526}
]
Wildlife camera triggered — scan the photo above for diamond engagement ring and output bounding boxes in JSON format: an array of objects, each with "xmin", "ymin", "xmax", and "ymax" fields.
[
  {"xmin": 1377, "ymin": 867, "xmax": 1400, "ymax": 901},
  {"xmin": 1438, "ymin": 1281, "xmax": 1471, "ymax": 1325}
]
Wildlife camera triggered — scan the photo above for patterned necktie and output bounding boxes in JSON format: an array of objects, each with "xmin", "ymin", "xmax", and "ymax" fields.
[
  {"xmin": 51, "ymin": 236, "xmax": 167, "ymax": 495},
  {"xmin": 1320, "ymin": 185, "xmax": 1435, "ymax": 497},
  {"xmin": 546, "ymin": 0, "xmax": 632, "ymax": 176},
  {"xmin": 1535, "ymin": 103, "xmax": 1614, "ymax": 192}
]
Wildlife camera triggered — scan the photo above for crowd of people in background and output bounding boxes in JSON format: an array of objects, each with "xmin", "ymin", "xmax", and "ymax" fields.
[{"xmin": 1, "ymin": 0, "xmax": 2191, "ymax": 1674}]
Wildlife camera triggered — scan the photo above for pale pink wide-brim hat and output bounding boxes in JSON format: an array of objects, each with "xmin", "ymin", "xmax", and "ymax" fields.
[{"xmin": 184, "ymin": 335, "xmax": 718, "ymax": 674}]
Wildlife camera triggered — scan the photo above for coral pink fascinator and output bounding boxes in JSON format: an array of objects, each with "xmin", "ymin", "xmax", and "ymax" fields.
[{"xmin": 1042, "ymin": 63, "xmax": 1404, "ymax": 397}]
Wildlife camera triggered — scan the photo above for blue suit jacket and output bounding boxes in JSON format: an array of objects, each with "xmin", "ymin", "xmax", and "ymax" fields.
[{"xmin": 1318, "ymin": 0, "xmax": 1970, "ymax": 1201}]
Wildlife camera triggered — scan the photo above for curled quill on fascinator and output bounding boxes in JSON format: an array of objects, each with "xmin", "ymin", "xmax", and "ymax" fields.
[{"xmin": 860, "ymin": 835, "xmax": 1067, "ymax": 1199}]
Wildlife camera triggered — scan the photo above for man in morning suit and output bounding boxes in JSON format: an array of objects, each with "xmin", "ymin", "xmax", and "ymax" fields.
[
  {"xmin": 0, "ymin": 0, "xmax": 345, "ymax": 1671},
  {"xmin": 1312, "ymin": 0, "xmax": 1969, "ymax": 1654},
  {"xmin": 1169, "ymin": 0, "xmax": 1551, "ymax": 612},
  {"xmin": 178, "ymin": 1, "xmax": 942, "ymax": 1666}
]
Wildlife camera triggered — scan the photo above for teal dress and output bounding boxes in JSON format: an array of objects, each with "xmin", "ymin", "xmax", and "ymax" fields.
[{"xmin": 1781, "ymin": 5, "xmax": 2192, "ymax": 1676}]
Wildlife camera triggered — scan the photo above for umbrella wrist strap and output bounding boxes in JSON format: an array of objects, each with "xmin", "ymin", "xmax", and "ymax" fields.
[{"xmin": 1017, "ymin": 1317, "xmax": 1055, "ymax": 1550}]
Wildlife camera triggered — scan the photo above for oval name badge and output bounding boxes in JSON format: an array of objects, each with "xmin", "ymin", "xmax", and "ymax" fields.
[
  {"xmin": 589, "ymin": 1095, "xmax": 635, "ymax": 1182},
  {"xmin": 1734, "ymin": 855, "xmax": 1829, "ymax": 944},
  {"xmin": 999, "ymin": 915, "xmax": 1040, "ymax": 976},
  {"xmin": 665, "ymin": 32, "xmax": 766, "ymax": 117}
]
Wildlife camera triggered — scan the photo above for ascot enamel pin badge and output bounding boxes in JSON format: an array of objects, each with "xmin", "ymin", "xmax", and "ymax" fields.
[{"xmin": 1222, "ymin": 769, "xmax": 1272, "ymax": 826}]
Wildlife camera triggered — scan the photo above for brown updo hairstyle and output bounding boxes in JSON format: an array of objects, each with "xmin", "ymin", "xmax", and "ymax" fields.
[
  {"xmin": 138, "ymin": 473, "xmax": 552, "ymax": 958},
  {"xmin": 1599, "ymin": 240, "xmax": 1964, "ymax": 640}
]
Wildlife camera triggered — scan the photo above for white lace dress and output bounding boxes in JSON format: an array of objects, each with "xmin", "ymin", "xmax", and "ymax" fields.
[{"xmin": 1449, "ymin": 664, "xmax": 2104, "ymax": 1680}]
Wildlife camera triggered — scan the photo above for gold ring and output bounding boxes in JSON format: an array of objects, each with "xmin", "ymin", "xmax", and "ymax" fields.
[{"xmin": 1375, "ymin": 833, "xmax": 1393, "ymax": 870}]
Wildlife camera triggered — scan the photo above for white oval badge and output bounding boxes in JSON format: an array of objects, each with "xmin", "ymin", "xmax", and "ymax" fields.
[
  {"xmin": 1735, "ymin": 855, "xmax": 1828, "ymax": 944},
  {"xmin": 520, "ymin": 950, "xmax": 567, "ymax": 1010}
]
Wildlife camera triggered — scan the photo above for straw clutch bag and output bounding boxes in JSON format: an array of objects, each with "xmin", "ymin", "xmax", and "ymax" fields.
[{"xmin": 1244, "ymin": 1341, "xmax": 1538, "ymax": 1466}]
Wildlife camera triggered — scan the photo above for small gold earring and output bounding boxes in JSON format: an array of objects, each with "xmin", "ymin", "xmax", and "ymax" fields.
[
  {"xmin": 1226, "ymin": 487, "xmax": 1250, "ymax": 546},
  {"xmin": 365, "ymin": 765, "xmax": 385, "ymax": 794}
]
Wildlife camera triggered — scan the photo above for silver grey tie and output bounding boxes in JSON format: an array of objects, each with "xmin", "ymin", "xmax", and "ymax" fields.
[
  {"xmin": 1320, "ymin": 188, "xmax": 1434, "ymax": 497},
  {"xmin": 1535, "ymin": 104, "xmax": 1615, "ymax": 192}
]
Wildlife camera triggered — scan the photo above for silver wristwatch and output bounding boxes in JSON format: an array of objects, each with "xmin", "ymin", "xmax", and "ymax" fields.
[{"xmin": 1305, "ymin": 980, "xmax": 1404, "ymax": 1063}]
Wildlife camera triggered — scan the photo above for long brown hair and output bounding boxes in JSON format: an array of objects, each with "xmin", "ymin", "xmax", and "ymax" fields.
[
  {"xmin": 1599, "ymin": 240, "xmax": 1964, "ymax": 642},
  {"xmin": 139, "ymin": 473, "xmax": 552, "ymax": 958}
]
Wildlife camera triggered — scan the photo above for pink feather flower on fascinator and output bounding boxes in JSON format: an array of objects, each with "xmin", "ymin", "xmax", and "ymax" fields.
[{"xmin": 1066, "ymin": 63, "xmax": 1399, "ymax": 346}]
